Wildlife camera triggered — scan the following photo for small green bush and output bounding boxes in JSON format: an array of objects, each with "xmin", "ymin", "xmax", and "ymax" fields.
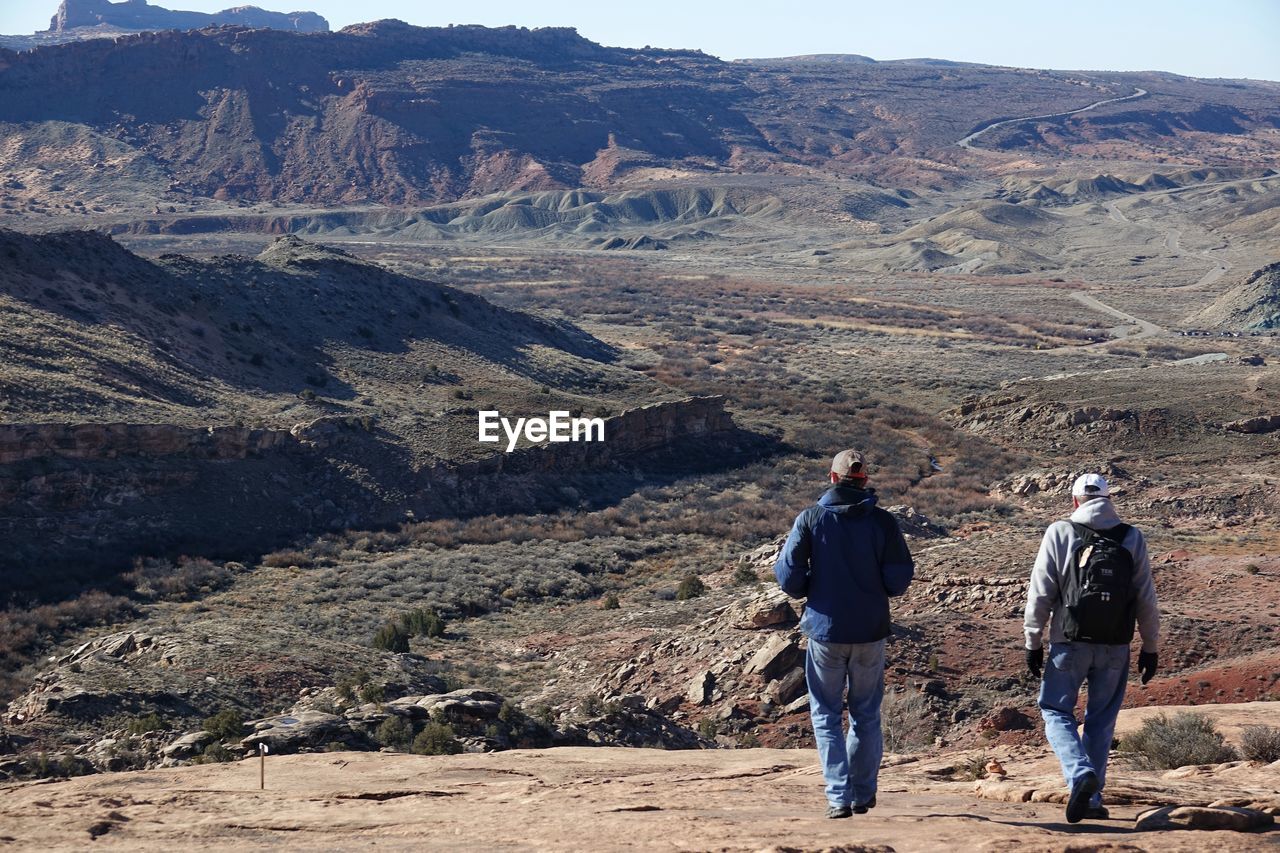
[
  {"xmin": 697, "ymin": 719, "xmax": 718, "ymax": 739},
  {"xmin": 203, "ymin": 709, "xmax": 245, "ymax": 742},
  {"xmin": 580, "ymin": 694, "xmax": 605, "ymax": 717},
  {"xmin": 399, "ymin": 608, "xmax": 446, "ymax": 638},
  {"xmin": 601, "ymin": 593, "xmax": 620, "ymax": 610},
  {"xmin": 359, "ymin": 682, "xmax": 387, "ymax": 704},
  {"xmin": 413, "ymin": 721, "xmax": 462, "ymax": 755},
  {"xmin": 531, "ymin": 704, "xmax": 556, "ymax": 728},
  {"xmin": 498, "ymin": 701, "xmax": 521, "ymax": 726},
  {"xmin": 732, "ymin": 564, "xmax": 759, "ymax": 585},
  {"xmin": 1119, "ymin": 712, "xmax": 1238, "ymax": 769},
  {"xmin": 375, "ymin": 716, "xmax": 415, "ymax": 750},
  {"xmin": 1241, "ymin": 724, "xmax": 1280, "ymax": 763},
  {"xmin": 372, "ymin": 622, "xmax": 410, "ymax": 653},
  {"xmin": 125, "ymin": 712, "xmax": 167, "ymax": 736},
  {"xmin": 676, "ymin": 575, "xmax": 706, "ymax": 600}
]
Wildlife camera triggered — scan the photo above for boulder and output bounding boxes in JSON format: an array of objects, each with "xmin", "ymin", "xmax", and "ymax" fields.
[
  {"xmin": 743, "ymin": 635, "xmax": 802, "ymax": 682},
  {"xmin": 979, "ymin": 707, "xmax": 1033, "ymax": 732},
  {"xmin": 415, "ymin": 689, "xmax": 505, "ymax": 722},
  {"xmin": 161, "ymin": 730, "xmax": 214, "ymax": 759},
  {"xmin": 724, "ymin": 588, "xmax": 797, "ymax": 630},
  {"xmin": 885, "ymin": 506, "xmax": 945, "ymax": 539},
  {"xmin": 764, "ymin": 667, "xmax": 807, "ymax": 705},
  {"xmin": 1135, "ymin": 805, "xmax": 1274, "ymax": 832},
  {"xmin": 241, "ymin": 710, "xmax": 355, "ymax": 754},
  {"xmin": 686, "ymin": 671, "xmax": 715, "ymax": 706}
]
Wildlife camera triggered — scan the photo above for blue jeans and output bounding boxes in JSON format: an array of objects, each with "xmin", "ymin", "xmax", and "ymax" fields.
[
  {"xmin": 805, "ymin": 638, "xmax": 886, "ymax": 808},
  {"xmin": 1038, "ymin": 642, "xmax": 1130, "ymax": 806}
]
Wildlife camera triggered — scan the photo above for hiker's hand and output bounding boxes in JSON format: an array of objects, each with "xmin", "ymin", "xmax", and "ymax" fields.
[
  {"xmin": 1026, "ymin": 647, "xmax": 1043, "ymax": 679},
  {"xmin": 1137, "ymin": 652, "xmax": 1157, "ymax": 685}
]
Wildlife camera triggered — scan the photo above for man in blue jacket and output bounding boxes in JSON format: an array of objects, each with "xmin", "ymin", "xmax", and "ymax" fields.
[{"xmin": 774, "ymin": 449, "xmax": 915, "ymax": 819}]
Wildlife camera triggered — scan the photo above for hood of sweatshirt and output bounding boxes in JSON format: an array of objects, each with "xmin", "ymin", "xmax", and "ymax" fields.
[
  {"xmin": 1070, "ymin": 497, "xmax": 1123, "ymax": 530},
  {"xmin": 818, "ymin": 485, "xmax": 878, "ymax": 517}
]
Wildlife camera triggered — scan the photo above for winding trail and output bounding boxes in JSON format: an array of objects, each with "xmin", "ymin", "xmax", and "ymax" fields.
[
  {"xmin": 1104, "ymin": 195, "xmax": 1235, "ymax": 293},
  {"xmin": 957, "ymin": 87, "xmax": 1147, "ymax": 150}
]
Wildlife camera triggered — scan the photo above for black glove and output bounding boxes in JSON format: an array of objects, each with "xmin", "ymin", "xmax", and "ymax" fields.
[
  {"xmin": 1026, "ymin": 647, "xmax": 1043, "ymax": 679},
  {"xmin": 1137, "ymin": 652, "xmax": 1158, "ymax": 685}
]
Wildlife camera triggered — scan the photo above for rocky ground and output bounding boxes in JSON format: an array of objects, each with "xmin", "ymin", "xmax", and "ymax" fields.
[{"xmin": 1, "ymin": 708, "xmax": 1276, "ymax": 852}]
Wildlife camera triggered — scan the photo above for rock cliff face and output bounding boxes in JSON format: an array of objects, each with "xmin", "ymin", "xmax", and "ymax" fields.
[
  {"xmin": 2, "ymin": 22, "xmax": 1274, "ymax": 207},
  {"xmin": 0, "ymin": 422, "xmax": 293, "ymax": 466},
  {"xmin": 47, "ymin": 0, "xmax": 329, "ymax": 34},
  {"xmin": 0, "ymin": 397, "xmax": 748, "ymax": 596}
]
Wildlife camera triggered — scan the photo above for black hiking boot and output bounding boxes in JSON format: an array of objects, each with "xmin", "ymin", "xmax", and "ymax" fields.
[
  {"xmin": 1085, "ymin": 804, "xmax": 1110, "ymax": 820},
  {"xmin": 1066, "ymin": 772, "xmax": 1100, "ymax": 823},
  {"xmin": 826, "ymin": 804, "xmax": 852, "ymax": 819},
  {"xmin": 853, "ymin": 796, "xmax": 877, "ymax": 815}
]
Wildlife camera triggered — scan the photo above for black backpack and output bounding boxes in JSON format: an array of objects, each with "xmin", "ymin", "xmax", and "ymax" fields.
[{"xmin": 1061, "ymin": 523, "xmax": 1137, "ymax": 644}]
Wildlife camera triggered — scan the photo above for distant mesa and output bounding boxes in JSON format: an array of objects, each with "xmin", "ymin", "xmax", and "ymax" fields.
[{"xmin": 46, "ymin": 0, "xmax": 329, "ymax": 34}]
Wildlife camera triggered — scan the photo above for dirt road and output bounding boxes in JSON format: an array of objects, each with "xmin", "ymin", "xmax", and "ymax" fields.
[{"xmin": 958, "ymin": 88, "xmax": 1147, "ymax": 150}]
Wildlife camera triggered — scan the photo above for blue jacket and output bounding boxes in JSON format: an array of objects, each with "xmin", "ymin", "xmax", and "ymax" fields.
[{"xmin": 773, "ymin": 486, "xmax": 915, "ymax": 643}]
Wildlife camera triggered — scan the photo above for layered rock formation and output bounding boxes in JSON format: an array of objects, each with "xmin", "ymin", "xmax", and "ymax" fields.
[
  {"xmin": 0, "ymin": 422, "xmax": 293, "ymax": 466},
  {"xmin": 47, "ymin": 0, "xmax": 328, "ymax": 34},
  {"xmin": 0, "ymin": 397, "xmax": 749, "ymax": 594}
]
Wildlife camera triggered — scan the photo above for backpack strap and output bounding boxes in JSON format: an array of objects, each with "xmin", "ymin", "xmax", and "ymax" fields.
[{"xmin": 1096, "ymin": 522, "xmax": 1131, "ymax": 545}]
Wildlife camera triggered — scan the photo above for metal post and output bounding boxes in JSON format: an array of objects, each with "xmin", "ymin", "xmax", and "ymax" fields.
[{"xmin": 259, "ymin": 743, "xmax": 268, "ymax": 790}]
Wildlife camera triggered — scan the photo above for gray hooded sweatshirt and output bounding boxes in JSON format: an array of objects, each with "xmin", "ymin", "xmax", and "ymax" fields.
[{"xmin": 1023, "ymin": 498, "xmax": 1159, "ymax": 653}]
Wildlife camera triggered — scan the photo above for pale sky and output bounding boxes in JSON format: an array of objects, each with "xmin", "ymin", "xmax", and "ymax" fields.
[{"xmin": 2, "ymin": 0, "xmax": 1278, "ymax": 81}]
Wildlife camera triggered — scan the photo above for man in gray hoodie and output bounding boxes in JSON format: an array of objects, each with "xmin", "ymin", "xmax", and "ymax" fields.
[{"xmin": 1024, "ymin": 473, "xmax": 1159, "ymax": 823}]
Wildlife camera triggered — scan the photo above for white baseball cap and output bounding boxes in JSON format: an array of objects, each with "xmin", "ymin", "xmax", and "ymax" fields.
[{"xmin": 1071, "ymin": 473, "xmax": 1111, "ymax": 498}]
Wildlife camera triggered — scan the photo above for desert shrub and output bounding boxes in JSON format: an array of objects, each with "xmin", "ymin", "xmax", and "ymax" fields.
[
  {"xmin": 372, "ymin": 622, "xmax": 410, "ymax": 653},
  {"xmin": 732, "ymin": 564, "xmax": 760, "ymax": 585},
  {"xmin": 881, "ymin": 691, "xmax": 935, "ymax": 754},
  {"xmin": 375, "ymin": 716, "xmax": 415, "ymax": 750},
  {"xmin": 413, "ymin": 722, "xmax": 462, "ymax": 755},
  {"xmin": 498, "ymin": 701, "xmax": 521, "ymax": 726},
  {"xmin": 260, "ymin": 550, "xmax": 314, "ymax": 569},
  {"xmin": 676, "ymin": 576, "xmax": 706, "ymax": 600},
  {"xmin": 1119, "ymin": 712, "xmax": 1238, "ymax": 769},
  {"xmin": 601, "ymin": 593, "xmax": 620, "ymax": 610},
  {"xmin": 1241, "ymin": 725, "xmax": 1280, "ymax": 763},
  {"xmin": 124, "ymin": 556, "xmax": 234, "ymax": 601},
  {"xmin": 955, "ymin": 752, "xmax": 989, "ymax": 781},
  {"xmin": 697, "ymin": 719, "xmax": 719, "ymax": 739},
  {"xmin": 531, "ymin": 704, "xmax": 556, "ymax": 728},
  {"xmin": 203, "ymin": 709, "xmax": 245, "ymax": 742},
  {"xmin": 359, "ymin": 682, "xmax": 387, "ymax": 704},
  {"xmin": 0, "ymin": 591, "xmax": 134, "ymax": 702},
  {"xmin": 399, "ymin": 608, "xmax": 445, "ymax": 638},
  {"xmin": 125, "ymin": 713, "xmax": 167, "ymax": 736}
]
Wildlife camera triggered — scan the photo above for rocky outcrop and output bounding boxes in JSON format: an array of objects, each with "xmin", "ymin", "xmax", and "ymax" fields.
[
  {"xmin": 1135, "ymin": 805, "xmax": 1275, "ymax": 832},
  {"xmin": 0, "ymin": 396, "xmax": 748, "ymax": 591},
  {"xmin": 47, "ymin": 0, "xmax": 328, "ymax": 34},
  {"xmin": 0, "ymin": 422, "xmax": 293, "ymax": 466},
  {"xmin": 1224, "ymin": 415, "xmax": 1280, "ymax": 434}
]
